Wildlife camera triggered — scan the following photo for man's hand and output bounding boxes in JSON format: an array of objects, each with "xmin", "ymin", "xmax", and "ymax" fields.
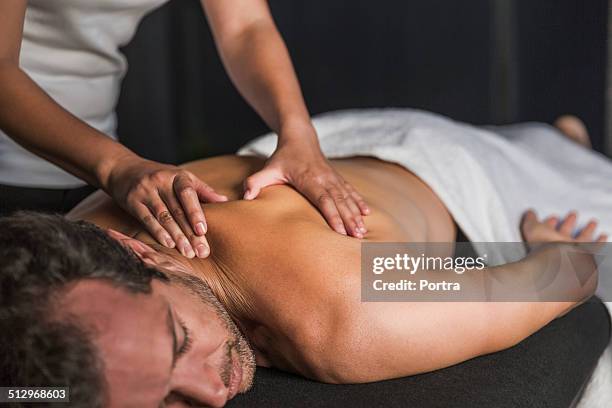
[
  {"xmin": 520, "ymin": 209, "xmax": 604, "ymax": 312},
  {"xmin": 104, "ymin": 156, "xmax": 228, "ymax": 258},
  {"xmin": 243, "ymin": 137, "xmax": 370, "ymax": 238},
  {"xmin": 521, "ymin": 209, "xmax": 608, "ymax": 247}
]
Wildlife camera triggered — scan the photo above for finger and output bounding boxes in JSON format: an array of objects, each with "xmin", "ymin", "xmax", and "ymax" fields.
[
  {"xmin": 576, "ymin": 220, "xmax": 598, "ymax": 242},
  {"xmin": 342, "ymin": 187, "xmax": 367, "ymax": 235},
  {"xmin": 329, "ymin": 186, "xmax": 363, "ymax": 238},
  {"xmin": 344, "ymin": 183, "xmax": 371, "ymax": 217},
  {"xmin": 174, "ymin": 175, "xmax": 208, "ymax": 236},
  {"xmin": 543, "ymin": 216, "xmax": 559, "ymax": 228},
  {"xmin": 243, "ymin": 168, "xmax": 284, "ymax": 200},
  {"xmin": 520, "ymin": 209, "xmax": 539, "ymax": 241},
  {"xmin": 159, "ymin": 191, "xmax": 206, "ymax": 259},
  {"xmin": 558, "ymin": 211, "xmax": 577, "ymax": 236},
  {"xmin": 193, "ymin": 179, "xmax": 228, "ymax": 203},
  {"xmin": 345, "ymin": 196, "xmax": 366, "ymax": 235},
  {"xmin": 596, "ymin": 234, "xmax": 608, "ymax": 243},
  {"xmin": 522, "ymin": 209, "xmax": 538, "ymax": 229},
  {"xmin": 313, "ymin": 190, "xmax": 347, "ymax": 236},
  {"xmin": 132, "ymin": 202, "xmax": 175, "ymax": 249},
  {"xmin": 147, "ymin": 195, "xmax": 194, "ymax": 258},
  {"xmin": 299, "ymin": 181, "xmax": 348, "ymax": 236},
  {"xmin": 163, "ymin": 188, "xmax": 211, "ymax": 259}
]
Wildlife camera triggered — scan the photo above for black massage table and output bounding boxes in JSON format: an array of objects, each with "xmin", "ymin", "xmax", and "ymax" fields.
[{"xmin": 228, "ymin": 298, "xmax": 610, "ymax": 408}]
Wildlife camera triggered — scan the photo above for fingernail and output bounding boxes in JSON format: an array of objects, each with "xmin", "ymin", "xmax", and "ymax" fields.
[
  {"xmin": 244, "ymin": 189, "xmax": 252, "ymax": 200},
  {"xmin": 359, "ymin": 226, "xmax": 367, "ymax": 234},
  {"xmin": 165, "ymin": 237, "xmax": 175, "ymax": 248},
  {"xmin": 183, "ymin": 243, "xmax": 195, "ymax": 258},
  {"xmin": 195, "ymin": 222, "xmax": 207, "ymax": 235},
  {"xmin": 196, "ymin": 244, "xmax": 210, "ymax": 258}
]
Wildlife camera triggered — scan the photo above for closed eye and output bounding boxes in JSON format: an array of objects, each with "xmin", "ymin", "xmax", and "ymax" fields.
[{"xmin": 177, "ymin": 317, "xmax": 193, "ymax": 356}]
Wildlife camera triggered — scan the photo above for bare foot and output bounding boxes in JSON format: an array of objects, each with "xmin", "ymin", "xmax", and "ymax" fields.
[{"xmin": 554, "ymin": 115, "xmax": 592, "ymax": 149}]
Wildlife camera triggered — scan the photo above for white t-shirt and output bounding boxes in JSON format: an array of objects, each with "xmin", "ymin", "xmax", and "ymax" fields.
[{"xmin": 0, "ymin": 0, "xmax": 170, "ymax": 188}]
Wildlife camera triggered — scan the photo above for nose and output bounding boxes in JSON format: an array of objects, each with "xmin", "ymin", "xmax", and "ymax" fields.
[
  {"xmin": 199, "ymin": 365, "xmax": 228, "ymax": 407},
  {"xmin": 170, "ymin": 363, "xmax": 229, "ymax": 407}
]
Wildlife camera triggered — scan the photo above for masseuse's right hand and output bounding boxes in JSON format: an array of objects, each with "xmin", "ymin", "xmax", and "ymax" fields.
[{"xmin": 103, "ymin": 156, "xmax": 228, "ymax": 258}]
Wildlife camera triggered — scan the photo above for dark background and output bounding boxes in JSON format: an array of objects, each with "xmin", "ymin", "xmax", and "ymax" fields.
[{"xmin": 116, "ymin": 0, "xmax": 608, "ymax": 164}]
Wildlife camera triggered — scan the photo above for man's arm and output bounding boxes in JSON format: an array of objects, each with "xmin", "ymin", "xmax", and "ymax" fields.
[{"xmin": 291, "ymin": 243, "xmax": 596, "ymax": 384}]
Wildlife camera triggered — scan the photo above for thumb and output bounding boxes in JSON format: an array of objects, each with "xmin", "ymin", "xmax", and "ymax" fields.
[
  {"xmin": 192, "ymin": 178, "xmax": 228, "ymax": 203},
  {"xmin": 243, "ymin": 168, "xmax": 284, "ymax": 200},
  {"xmin": 522, "ymin": 209, "xmax": 538, "ymax": 227},
  {"xmin": 520, "ymin": 209, "xmax": 539, "ymax": 238}
]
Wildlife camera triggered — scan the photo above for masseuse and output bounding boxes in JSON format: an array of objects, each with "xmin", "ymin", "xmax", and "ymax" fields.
[{"xmin": 0, "ymin": 0, "xmax": 369, "ymax": 258}]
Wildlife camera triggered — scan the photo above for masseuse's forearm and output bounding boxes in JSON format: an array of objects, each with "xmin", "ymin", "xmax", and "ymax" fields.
[
  {"xmin": 0, "ymin": 61, "xmax": 137, "ymax": 187},
  {"xmin": 211, "ymin": 19, "xmax": 316, "ymax": 141}
]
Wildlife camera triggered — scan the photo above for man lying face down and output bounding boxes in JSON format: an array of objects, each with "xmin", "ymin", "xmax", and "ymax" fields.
[
  {"xmin": 1, "ymin": 213, "xmax": 255, "ymax": 407},
  {"xmin": 1, "ymin": 138, "xmax": 605, "ymax": 407}
]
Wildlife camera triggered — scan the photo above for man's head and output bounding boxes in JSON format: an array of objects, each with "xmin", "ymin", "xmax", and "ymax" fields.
[{"xmin": 0, "ymin": 212, "xmax": 255, "ymax": 407}]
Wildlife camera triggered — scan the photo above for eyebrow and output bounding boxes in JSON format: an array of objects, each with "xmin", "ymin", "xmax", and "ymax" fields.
[{"xmin": 166, "ymin": 306, "xmax": 178, "ymax": 369}]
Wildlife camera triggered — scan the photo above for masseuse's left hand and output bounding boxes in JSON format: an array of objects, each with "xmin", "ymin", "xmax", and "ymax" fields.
[{"xmin": 242, "ymin": 129, "xmax": 370, "ymax": 238}]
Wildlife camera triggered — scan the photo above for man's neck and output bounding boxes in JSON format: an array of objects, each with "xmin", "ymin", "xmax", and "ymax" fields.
[
  {"xmin": 150, "ymin": 243, "xmax": 273, "ymax": 366},
  {"xmin": 157, "ymin": 245, "xmax": 257, "ymax": 325}
]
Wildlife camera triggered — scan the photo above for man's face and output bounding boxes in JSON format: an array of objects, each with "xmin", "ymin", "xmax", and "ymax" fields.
[{"xmin": 59, "ymin": 267, "xmax": 255, "ymax": 407}]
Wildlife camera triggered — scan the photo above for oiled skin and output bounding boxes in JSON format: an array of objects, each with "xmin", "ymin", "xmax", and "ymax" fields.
[{"xmin": 70, "ymin": 155, "xmax": 572, "ymax": 383}]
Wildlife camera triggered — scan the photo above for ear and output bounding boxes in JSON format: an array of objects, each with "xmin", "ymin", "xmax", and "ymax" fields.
[{"xmin": 106, "ymin": 229, "xmax": 156, "ymax": 259}]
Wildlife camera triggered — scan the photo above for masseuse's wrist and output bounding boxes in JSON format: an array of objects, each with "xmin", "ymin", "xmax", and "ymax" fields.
[
  {"xmin": 276, "ymin": 116, "xmax": 318, "ymax": 147},
  {"xmin": 94, "ymin": 145, "xmax": 141, "ymax": 191}
]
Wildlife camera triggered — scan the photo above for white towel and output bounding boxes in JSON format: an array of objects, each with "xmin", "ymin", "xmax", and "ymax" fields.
[{"xmin": 238, "ymin": 108, "xmax": 612, "ymax": 404}]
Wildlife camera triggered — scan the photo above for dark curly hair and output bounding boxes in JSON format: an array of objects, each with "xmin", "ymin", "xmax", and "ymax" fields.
[{"xmin": 0, "ymin": 212, "xmax": 167, "ymax": 407}]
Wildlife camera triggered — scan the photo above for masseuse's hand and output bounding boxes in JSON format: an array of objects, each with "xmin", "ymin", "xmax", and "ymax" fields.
[
  {"xmin": 104, "ymin": 156, "xmax": 228, "ymax": 258},
  {"xmin": 243, "ymin": 135, "xmax": 370, "ymax": 238}
]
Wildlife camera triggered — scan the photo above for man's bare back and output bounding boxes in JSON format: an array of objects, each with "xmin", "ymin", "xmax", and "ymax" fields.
[
  {"xmin": 69, "ymin": 154, "xmax": 585, "ymax": 383},
  {"xmin": 74, "ymin": 155, "xmax": 455, "ymax": 242}
]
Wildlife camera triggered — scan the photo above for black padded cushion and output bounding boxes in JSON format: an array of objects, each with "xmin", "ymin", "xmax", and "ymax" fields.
[{"xmin": 228, "ymin": 298, "xmax": 610, "ymax": 408}]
